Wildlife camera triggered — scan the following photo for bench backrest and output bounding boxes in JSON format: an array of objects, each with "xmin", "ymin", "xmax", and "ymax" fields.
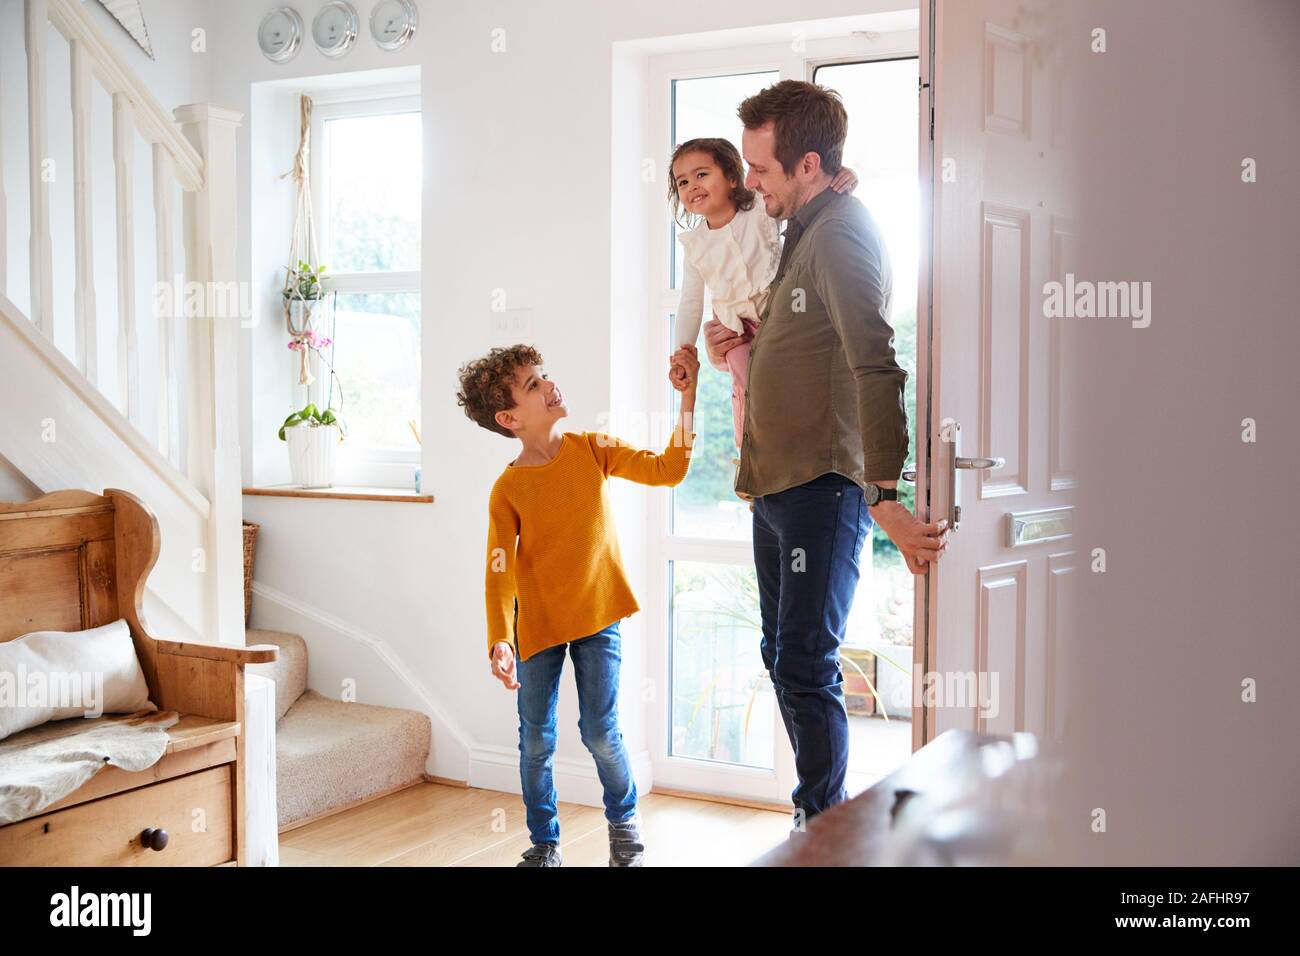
[{"xmin": 0, "ymin": 488, "xmax": 161, "ymax": 697}]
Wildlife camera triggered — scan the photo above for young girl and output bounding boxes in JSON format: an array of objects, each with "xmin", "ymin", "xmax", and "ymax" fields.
[{"xmin": 667, "ymin": 137, "xmax": 857, "ymax": 453}]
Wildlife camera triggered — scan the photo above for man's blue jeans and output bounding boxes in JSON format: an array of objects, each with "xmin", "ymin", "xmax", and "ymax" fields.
[
  {"xmin": 752, "ymin": 471, "xmax": 872, "ymax": 820},
  {"xmin": 515, "ymin": 620, "xmax": 638, "ymax": 845}
]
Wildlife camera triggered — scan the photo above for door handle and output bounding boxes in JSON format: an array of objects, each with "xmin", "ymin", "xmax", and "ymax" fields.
[
  {"xmin": 947, "ymin": 422, "xmax": 1004, "ymax": 530},
  {"xmin": 901, "ymin": 464, "xmax": 917, "ymax": 483},
  {"xmin": 955, "ymin": 456, "xmax": 1004, "ymax": 470}
]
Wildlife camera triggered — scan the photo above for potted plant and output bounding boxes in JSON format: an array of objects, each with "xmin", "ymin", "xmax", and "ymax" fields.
[
  {"xmin": 278, "ymin": 402, "xmax": 345, "ymax": 488},
  {"xmin": 284, "ymin": 259, "xmax": 326, "ymax": 308},
  {"xmin": 284, "ymin": 260, "xmax": 329, "ymax": 385}
]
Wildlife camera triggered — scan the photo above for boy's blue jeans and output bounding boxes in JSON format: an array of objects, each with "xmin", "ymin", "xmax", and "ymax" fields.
[
  {"xmin": 515, "ymin": 620, "xmax": 637, "ymax": 845},
  {"xmin": 752, "ymin": 471, "xmax": 872, "ymax": 821}
]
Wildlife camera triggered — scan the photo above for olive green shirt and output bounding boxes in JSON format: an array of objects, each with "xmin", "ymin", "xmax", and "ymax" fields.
[{"xmin": 735, "ymin": 186, "xmax": 909, "ymax": 497}]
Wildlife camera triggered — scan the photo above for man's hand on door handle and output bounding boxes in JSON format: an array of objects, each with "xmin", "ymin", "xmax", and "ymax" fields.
[{"xmin": 870, "ymin": 500, "xmax": 951, "ymax": 575}]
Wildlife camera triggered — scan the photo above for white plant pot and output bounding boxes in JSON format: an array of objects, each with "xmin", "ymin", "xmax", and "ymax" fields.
[
  {"xmin": 285, "ymin": 424, "xmax": 340, "ymax": 488},
  {"xmin": 284, "ymin": 296, "xmax": 321, "ymax": 329}
]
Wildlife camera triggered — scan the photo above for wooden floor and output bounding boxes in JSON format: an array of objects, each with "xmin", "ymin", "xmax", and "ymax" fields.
[{"xmin": 278, "ymin": 782, "xmax": 793, "ymax": 867}]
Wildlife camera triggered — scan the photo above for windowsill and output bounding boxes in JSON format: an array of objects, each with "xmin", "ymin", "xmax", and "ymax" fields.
[{"xmin": 242, "ymin": 484, "xmax": 434, "ymax": 504}]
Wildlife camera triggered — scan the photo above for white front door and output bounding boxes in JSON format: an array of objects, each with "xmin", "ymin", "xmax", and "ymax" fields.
[{"xmin": 920, "ymin": 0, "xmax": 1079, "ymax": 744}]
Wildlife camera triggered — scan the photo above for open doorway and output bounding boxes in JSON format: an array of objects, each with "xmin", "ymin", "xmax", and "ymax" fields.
[
  {"xmin": 636, "ymin": 13, "xmax": 925, "ymax": 805},
  {"xmin": 810, "ymin": 54, "xmax": 920, "ymax": 795}
]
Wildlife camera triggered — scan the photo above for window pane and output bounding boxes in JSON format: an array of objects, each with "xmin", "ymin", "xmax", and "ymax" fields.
[
  {"xmin": 323, "ymin": 111, "xmax": 421, "ymax": 273},
  {"xmin": 814, "ymin": 59, "xmax": 919, "ymax": 321},
  {"xmin": 326, "ymin": 292, "xmax": 420, "ymax": 451},
  {"xmin": 670, "ymin": 71, "xmax": 779, "ymax": 288},
  {"xmin": 670, "ymin": 561, "xmax": 774, "ymax": 769},
  {"xmin": 669, "ymin": 314, "xmax": 751, "ymax": 541}
]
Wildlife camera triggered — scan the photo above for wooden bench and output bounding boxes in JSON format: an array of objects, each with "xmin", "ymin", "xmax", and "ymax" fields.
[{"xmin": 0, "ymin": 489, "xmax": 276, "ymax": 866}]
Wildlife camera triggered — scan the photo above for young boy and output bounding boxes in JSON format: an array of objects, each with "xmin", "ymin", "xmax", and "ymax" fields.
[{"xmin": 455, "ymin": 343, "xmax": 700, "ymax": 867}]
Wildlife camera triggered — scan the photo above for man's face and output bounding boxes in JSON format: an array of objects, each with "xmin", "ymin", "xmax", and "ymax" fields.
[
  {"xmin": 496, "ymin": 365, "xmax": 566, "ymax": 433},
  {"xmin": 742, "ymin": 121, "xmax": 800, "ymax": 220}
]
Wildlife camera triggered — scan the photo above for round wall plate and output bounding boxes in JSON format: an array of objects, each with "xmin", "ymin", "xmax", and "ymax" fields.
[
  {"xmin": 313, "ymin": 1, "xmax": 359, "ymax": 58},
  {"xmin": 370, "ymin": 0, "xmax": 418, "ymax": 51},
  {"xmin": 258, "ymin": 6, "xmax": 305, "ymax": 63}
]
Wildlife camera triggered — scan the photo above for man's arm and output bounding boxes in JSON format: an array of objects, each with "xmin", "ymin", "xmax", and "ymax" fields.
[
  {"xmin": 812, "ymin": 218, "xmax": 948, "ymax": 572},
  {"xmin": 702, "ymin": 315, "xmax": 743, "ymax": 372},
  {"xmin": 811, "ymin": 218, "xmax": 910, "ymax": 482}
]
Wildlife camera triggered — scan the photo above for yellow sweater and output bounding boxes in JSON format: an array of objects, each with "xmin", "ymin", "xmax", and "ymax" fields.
[{"xmin": 484, "ymin": 424, "xmax": 694, "ymax": 661}]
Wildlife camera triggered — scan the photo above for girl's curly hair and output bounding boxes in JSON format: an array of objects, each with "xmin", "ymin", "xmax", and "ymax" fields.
[
  {"xmin": 456, "ymin": 344, "xmax": 543, "ymax": 438},
  {"xmin": 667, "ymin": 137, "xmax": 756, "ymax": 228}
]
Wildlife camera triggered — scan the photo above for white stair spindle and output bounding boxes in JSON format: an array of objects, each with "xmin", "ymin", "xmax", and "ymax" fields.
[
  {"xmin": 113, "ymin": 91, "xmax": 140, "ymax": 426},
  {"xmin": 25, "ymin": 0, "xmax": 54, "ymax": 338},
  {"xmin": 71, "ymin": 39, "xmax": 97, "ymax": 384},
  {"xmin": 153, "ymin": 144, "xmax": 181, "ymax": 469}
]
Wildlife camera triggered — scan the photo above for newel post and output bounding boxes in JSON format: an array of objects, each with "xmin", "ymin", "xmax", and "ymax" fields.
[{"xmin": 175, "ymin": 103, "xmax": 245, "ymax": 647}]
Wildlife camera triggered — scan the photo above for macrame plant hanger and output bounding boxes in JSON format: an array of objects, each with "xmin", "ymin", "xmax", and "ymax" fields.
[{"xmin": 283, "ymin": 94, "xmax": 321, "ymax": 386}]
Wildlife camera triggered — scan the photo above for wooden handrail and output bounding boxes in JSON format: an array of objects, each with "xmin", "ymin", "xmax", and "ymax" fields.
[{"xmin": 157, "ymin": 641, "xmax": 281, "ymax": 666}]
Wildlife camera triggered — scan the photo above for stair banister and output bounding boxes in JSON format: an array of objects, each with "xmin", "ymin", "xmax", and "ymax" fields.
[{"xmin": 14, "ymin": 0, "xmax": 247, "ymax": 648}]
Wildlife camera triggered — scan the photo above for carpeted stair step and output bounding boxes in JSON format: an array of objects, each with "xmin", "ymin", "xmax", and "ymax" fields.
[
  {"xmin": 243, "ymin": 627, "xmax": 432, "ymax": 829},
  {"xmin": 244, "ymin": 628, "xmax": 308, "ymax": 722},
  {"xmin": 273, "ymin": 689, "xmax": 431, "ymax": 829}
]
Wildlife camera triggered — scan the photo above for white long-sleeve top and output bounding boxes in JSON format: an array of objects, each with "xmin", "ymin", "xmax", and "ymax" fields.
[{"xmin": 673, "ymin": 203, "xmax": 782, "ymax": 350}]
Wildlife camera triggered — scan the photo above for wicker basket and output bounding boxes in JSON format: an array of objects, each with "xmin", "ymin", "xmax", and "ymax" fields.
[{"xmin": 242, "ymin": 521, "xmax": 260, "ymax": 624}]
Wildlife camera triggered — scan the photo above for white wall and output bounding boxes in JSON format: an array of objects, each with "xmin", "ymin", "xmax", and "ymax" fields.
[
  {"xmin": 218, "ymin": 0, "xmax": 906, "ymax": 791},
  {"xmin": 0, "ymin": 452, "xmax": 41, "ymax": 501}
]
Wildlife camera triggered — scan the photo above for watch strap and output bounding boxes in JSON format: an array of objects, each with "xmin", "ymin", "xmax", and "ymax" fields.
[{"xmin": 866, "ymin": 483, "xmax": 899, "ymax": 504}]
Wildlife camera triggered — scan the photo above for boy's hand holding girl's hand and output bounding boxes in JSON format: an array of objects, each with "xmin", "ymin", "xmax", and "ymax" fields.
[
  {"xmin": 491, "ymin": 641, "xmax": 520, "ymax": 690},
  {"xmin": 668, "ymin": 344, "xmax": 700, "ymax": 392}
]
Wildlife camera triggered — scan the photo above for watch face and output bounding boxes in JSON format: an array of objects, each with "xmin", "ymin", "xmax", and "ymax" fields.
[
  {"xmin": 258, "ymin": 7, "xmax": 303, "ymax": 62},
  {"xmin": 370, "ymin": 0, "xmax": 417, "ymax": 51},
  {"xmin": 313, "ymin": 1, "xmax": 358, "ymax": 58}
]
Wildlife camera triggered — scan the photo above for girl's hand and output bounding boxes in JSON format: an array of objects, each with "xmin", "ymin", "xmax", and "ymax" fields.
[
  {"xmin": 668, "ymin": 356, "xmax": 689, "ymax": 391},
  {"xmin": 831, "ymin": 166, "xmax": 859, "ymax": 194},
  {"xmin": 670, "ymin": 345, "xmax": 700, "ymax": 391}
]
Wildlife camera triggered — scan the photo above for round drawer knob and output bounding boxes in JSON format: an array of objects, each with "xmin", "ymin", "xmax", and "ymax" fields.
[{"xmin": 140, "ymin": 827, "xmax": 169, "ymax": 851}]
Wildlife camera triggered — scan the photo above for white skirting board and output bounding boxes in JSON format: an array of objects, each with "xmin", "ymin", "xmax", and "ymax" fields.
[
  {"xmin": 243, "ymin": 674, "xmax": 279, "ymax": 866},
  {"xmin": 468, "ymin": 745, "xmax": 653, "ymax": 810}
]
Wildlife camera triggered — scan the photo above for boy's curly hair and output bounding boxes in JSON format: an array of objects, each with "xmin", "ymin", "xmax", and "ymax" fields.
[{"xmin": 456, "ymin": 344, "xmax": 543, "ymax": 438}]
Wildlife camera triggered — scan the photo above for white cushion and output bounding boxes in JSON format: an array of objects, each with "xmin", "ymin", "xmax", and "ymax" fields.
[{"xmin": 0, "ymin": 619, "xmax": 156, "ymax": 742}]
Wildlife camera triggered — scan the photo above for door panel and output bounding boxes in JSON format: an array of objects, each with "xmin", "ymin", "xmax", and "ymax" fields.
[{"xmin": 925, "ymin": 0, "xmax": 1077, "ymax": 743}]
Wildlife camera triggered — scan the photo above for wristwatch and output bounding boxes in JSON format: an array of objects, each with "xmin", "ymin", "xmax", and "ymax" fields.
[{"xmin": 864, "ymin": 483, "xmax": 899, "ymax": 506}]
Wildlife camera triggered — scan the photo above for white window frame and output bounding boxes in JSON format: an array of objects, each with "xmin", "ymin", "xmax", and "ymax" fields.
[
  {"xmin": 305, "ymin": 85, "xmax": 422, "ymax": 488},
  {"xmin": 643, "ymin": 32, "xmax": 920, "ymax": 804}
]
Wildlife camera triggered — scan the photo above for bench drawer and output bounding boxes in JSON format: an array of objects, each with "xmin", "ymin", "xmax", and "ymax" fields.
[{"xmin": 0, "ymin": 764, "xmax": 234, "ymax": 866}]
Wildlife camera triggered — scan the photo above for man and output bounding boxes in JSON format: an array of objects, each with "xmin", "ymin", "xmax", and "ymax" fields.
[{"xmin": 704, "ymin": 80, "xmax": 949, "ymax": 822}]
